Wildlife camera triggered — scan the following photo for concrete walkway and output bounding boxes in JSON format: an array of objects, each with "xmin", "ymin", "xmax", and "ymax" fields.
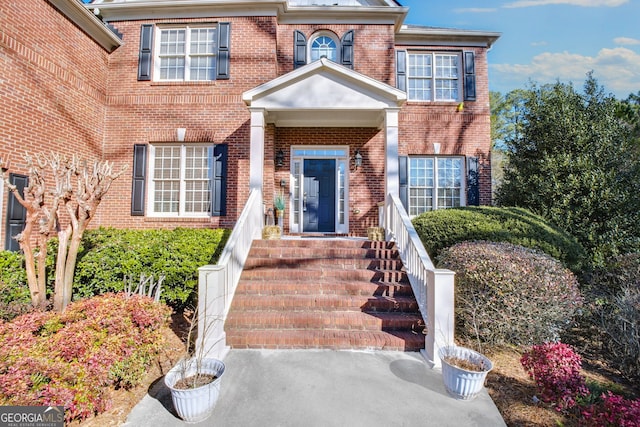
[{"xmin": 124, "ymin": 349, "xmax": 506, "ymax": 427}]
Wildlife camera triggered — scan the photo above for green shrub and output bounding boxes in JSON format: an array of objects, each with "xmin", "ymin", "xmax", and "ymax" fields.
[
  {"xmin": 412, "ymin": 206, "xmax": 586, "ymax": 272},
  {"xmin": 0, "ymin": 251, "xmax": 31, "ymax": 321},
  {"xmin": 73, "ymin": 227, "xmax": 229, "ymax": 308},
  {"xmin": 437, "ymin": 241, "xmax": 583, "ymax": 346},
  {"xmin": 0, "ymin": 293, "xmax": 171, "ymax": 423}
]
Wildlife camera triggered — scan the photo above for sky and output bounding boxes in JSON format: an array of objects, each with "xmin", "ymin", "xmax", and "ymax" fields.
[{"xmin": 398, "ymin": 0, "xmax": 640, "ymax": 99}]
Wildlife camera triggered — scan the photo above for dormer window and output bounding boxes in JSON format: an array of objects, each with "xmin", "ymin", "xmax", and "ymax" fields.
[{"xmin": 310, "ymin": 35, "xmax": 338, "ymax": 62}]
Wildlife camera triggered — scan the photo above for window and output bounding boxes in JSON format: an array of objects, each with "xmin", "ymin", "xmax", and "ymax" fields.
[
  {"xmin": 155, "ymin": 26, "xmax": 217, "ymax": 81},
  {"xmin": 408, "ymin": 157, "xmax": 464, "ymax": 216},
  {"xmin": 148, "ymin": 144, "xmax": 212, "ymax": 217},
  {"xmin": 310, "ymin": 35, "xmax": 338, "ymax": 62},
  {"xmin": 407, "ymin": 53, "xmax": 461, "ymax": 102}
]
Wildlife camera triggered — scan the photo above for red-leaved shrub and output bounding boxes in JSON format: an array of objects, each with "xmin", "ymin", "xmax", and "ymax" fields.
[
  {"xmin": 0, "ymin": 293, "xmax": 170, "ymax": 423},
  {"xmin": 521, "ymin": 342, "xmax": 589, "ymax": 410},
  {"xmin": 580, "ymin": 391, "xmax": 640, "ymax": 427}
]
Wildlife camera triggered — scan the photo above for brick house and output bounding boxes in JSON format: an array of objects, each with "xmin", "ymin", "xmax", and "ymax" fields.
[{"xmin": 1, "ymin": 0, "xmax": 499, "ymax": 249}]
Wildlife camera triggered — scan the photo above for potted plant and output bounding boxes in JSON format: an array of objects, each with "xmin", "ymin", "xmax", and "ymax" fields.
[
  {"xmin": 438, "ymin": 345, "xmax": 493, "ymax": 401},
  {"xmin": 274, "ymin": 191, "xmax": 286, "ymax": 224},
  {"xmin": 164, "ymin": 308, "xmax": 225, "ymax": 423}
]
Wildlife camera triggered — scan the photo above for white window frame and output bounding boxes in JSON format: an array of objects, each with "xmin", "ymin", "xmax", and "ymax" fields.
[
  {"xmin": 154, "ymin": 24, "xmax": 217, "ymax": 82},
  {"xmin": 407, "ymin": 52, "xmax": 462, "ymax": 102},
  {"xmin": 147, "ymin": 143, "xmax": 213, "ymax": 218},
  {"xmin": 308, "ymin": 31, "xmax": 340, "ymax": 63},
  {"xmin": 408, "ymin": 156, "xmax": 466, "ymax": 217}
]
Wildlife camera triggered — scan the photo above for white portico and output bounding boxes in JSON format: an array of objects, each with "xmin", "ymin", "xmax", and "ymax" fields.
[{"xmin": 242, "ymin": 58, "xmax": 406, "ymax": 233}]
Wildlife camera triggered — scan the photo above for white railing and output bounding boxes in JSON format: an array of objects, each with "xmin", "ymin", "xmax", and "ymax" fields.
[
  {"xmin": 197, "ymin": 189, "xmax": 263, "ymax": 360},
  {"xmin": 382, "ymin": 193, "xmax": 455, "ymax": 368}
]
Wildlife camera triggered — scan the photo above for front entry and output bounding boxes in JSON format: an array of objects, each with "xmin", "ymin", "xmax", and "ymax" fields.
[{"xmin": 303, "ymin": 159, "xmax": 336, "ymax": 232}]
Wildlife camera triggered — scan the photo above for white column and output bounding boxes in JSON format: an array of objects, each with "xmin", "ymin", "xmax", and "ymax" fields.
[
  {"xmin": 422, "ymin": 268, "xmax": 456, "ymax": 369},
  {"xmin": 249, "ymin": 108, "xmax": 266, "ymax": 192},
  {"xmin": 384, "ymin": 108, "xmax": 400, "ymax": 198}
]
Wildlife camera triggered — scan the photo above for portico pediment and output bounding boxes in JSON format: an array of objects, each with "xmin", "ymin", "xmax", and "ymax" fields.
[{"xmin": 242, "ymin": 58, "xmax": 406, "ymax": 127}]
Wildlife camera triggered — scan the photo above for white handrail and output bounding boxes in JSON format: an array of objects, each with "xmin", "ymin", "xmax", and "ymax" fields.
[
  {"xmin": 197, "ymin": 188, "xmax": 263, "ymax": 360},
  {"xmin": 383, "ymin": 193, "xmax": 455, "ymax": 368}
]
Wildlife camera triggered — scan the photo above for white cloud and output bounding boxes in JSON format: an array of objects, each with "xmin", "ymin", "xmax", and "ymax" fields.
[
  {"xmin": 453, "ymin": 8, "xmax": 498, "ymax": 13},
  {"xmin": 614, "ymin": 37, "xmax": 640, "ymax": 46},
  {"xmin": 503, "ymin": 0, "xmax": 628, "ymax": 8},
  {"xmin": 491, "ymin": 47, "xmax": 640, "ymax": 97}
]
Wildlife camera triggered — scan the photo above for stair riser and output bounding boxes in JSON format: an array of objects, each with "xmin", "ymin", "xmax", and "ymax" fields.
[
  {"xmin": 236, "ymin": 281, "xmax": 414, "ymax": 297},
  {"xmin": 244, "ymin": 257, "xmax": 404, "ymax": 270},
  {"xmin": 231, "ymin": 295, "xmax": 419, "ymax": 313},
  {"xmin": 240, "ymin": 269, "xmax": 408, "ymax": 282},
  {"xmin": 226, "ymin": 313, "xmax": 425, "ymax": 332},
  {"xmin": 249, "ymin": 247, "xmax": 399, "ymax": 260}
]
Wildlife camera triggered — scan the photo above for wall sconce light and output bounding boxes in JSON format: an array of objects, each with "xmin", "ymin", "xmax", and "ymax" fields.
[
  {"xmin": 433, "ymin": 142, "xmax": 441, "ymax": 155},
  {"xmin": 176, "ymin": 128, "xmax": 186, "ymax": 142},
  {"xmin": 352, "ymin": 150, "xmax": 363, "ymax": 171},
  {"xmin": 275, "ymin": 149, "xmax": 284, "ymax": 168}
]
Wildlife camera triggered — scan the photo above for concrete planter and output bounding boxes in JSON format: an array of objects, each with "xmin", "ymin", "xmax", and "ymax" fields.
[
  {"xmin": 164, "ymin": 358, "xmax": 225, "ymax": 423},
  {"xmin": 438, "ymin": 346, "xmax": 492, "ymax": 401}
]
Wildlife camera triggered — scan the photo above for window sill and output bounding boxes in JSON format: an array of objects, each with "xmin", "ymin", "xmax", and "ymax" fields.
[
  {"xmin": 143, "ymin": 216, "xmax": 214, "ymax": 223},
  {"xmin": 150, "ymin": 81, "xmax": 217, "ymax": 87}
]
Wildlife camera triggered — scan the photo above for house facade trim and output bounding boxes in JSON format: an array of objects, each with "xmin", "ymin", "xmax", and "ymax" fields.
[{"xmin": 48, "ymin": 0, "xmax": 122, "ymax": 51}]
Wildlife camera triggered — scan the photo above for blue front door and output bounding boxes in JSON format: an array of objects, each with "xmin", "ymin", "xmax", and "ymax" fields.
[{"xmin": 303, "ymin": 159, "xmax": 335, "ymax": 232}]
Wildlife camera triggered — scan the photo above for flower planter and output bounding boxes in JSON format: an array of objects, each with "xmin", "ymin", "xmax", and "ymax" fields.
[
  {"xmin": 438, "ymin": 346, "xmax": 493, "ymax": 401},
  {"xmin": 164, "ymin": 358, "xmax": 225, "ymax": 423}
]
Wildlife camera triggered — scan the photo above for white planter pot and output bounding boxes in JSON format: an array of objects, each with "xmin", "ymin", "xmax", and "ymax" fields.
[
  {"xmin": 438, "ymin": 346, "xmax": 492, "ymax": 401},
  {"xmin": 164, "ymin": 358, "xmax": 225, "ymax": 423}
]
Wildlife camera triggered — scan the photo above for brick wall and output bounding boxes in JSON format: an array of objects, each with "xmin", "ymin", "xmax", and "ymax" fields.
[{"xmin": 0, "ymin": 0, "xmax": 110, "ymax": 247}]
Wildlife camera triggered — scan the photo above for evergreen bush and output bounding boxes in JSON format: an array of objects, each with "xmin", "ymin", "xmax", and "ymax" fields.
[
  {"xmin": 437, "ymin": 241, "xmax": 582, "ymax": 346},
  {"xmin": 0, "ymin": 251, "xmax": 31, "ymax": 320},
  {"xmin": 73, "ymin": 227, "xmax": 228, "ymax": 308},
  {"xmin": 412, "ymin": 206, "xmax": 586, "ymax": 272}
]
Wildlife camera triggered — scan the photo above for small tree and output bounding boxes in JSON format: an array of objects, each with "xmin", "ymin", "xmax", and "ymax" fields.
[{"xmin": 0, "ymin": 153, "xmax": 125, "ymax": 311}]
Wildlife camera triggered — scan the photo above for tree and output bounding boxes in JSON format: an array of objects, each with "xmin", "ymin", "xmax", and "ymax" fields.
[
  {"xmin": 0, "ymin": 153, "xmax": 125, "ymax": 311},
  {"xmin": 496, "ymin": 75, "xmax": 640, "ymax": 265}
]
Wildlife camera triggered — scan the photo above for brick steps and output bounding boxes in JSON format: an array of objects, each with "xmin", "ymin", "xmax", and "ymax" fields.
[{"xmin": 225, "ymin": 238, "xmax": 424, "ymax": 351}]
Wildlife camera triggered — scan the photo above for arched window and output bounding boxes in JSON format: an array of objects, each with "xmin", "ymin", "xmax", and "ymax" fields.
[{"xmin": 310, "ymin": 34, "xmax": 338, "ymax": 62}]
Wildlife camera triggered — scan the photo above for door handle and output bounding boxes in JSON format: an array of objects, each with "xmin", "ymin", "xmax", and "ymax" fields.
[{"xmin": 303, "ymin": 192, "xmax": 307, "ymax": 211}]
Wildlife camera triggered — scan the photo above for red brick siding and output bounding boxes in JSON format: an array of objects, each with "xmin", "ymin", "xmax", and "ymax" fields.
[{"xmin": 0, "ymin": 0, "xmax": 110, "ymax": 247}]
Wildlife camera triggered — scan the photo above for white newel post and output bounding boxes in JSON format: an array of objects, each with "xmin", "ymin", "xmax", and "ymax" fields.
[
  {"xmin": 423, "ymin": 269, "xmax": 456, "ymax": 368},
  {"xmin": 198, "ymin": 265, "xmax": 230, "ymax": 361},
  {"xmin": 384, "ymin": 108, "xmax": 400, "ymax": 200}
]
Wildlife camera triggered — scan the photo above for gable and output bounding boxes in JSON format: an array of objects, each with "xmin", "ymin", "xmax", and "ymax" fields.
[{"xmin": 243, "ymin": 58, "xmax": 406, "ymax": 127}]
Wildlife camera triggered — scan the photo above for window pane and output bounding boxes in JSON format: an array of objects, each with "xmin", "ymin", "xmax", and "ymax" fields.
[
  {"xmin": 311, "ymin": 36, "xmax": 337, "ymax": 61},
  {"xmin": 409, "ymin": 188, "xmax": 433, "ymax": 216},
  {"xmin": 160, "ymin": 29, "xmax": 185, "ymax": 55},
  {"xmin": 190, "ymin": 28, "xmax": 216, "ymax": 54},
  {"xmin": 189, "ymin": 56, "xmax": 215, "ymax": 81},
  {"xmin": 435, "ymin": 55, "xmax": 458, "ymax": 78},
  {"xmin": 435, "ymin": 79, "xmax": 458, "ymax": 101},
  {"xmin": 436, "ymin": 158, "xmax": 462, "ymax": 208}
]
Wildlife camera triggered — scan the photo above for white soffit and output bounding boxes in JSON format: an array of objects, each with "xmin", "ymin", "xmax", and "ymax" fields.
[{"xmin": 243, "ymin": 58, "xmax": 405, "ymax": 128}]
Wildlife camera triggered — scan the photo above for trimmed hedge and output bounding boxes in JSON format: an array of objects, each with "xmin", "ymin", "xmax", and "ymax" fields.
[
  {"xmin": 0, "ymin": 251, "xmax": 31, "ymax": 320},
  {"xmin": 438, "ymin": 241, "xmax": 583, "ymax": 346},
  {"xmin": 412, "ymin": 206, "xmax": 586, "ymax": 271},
  {"xmin": 73, "ymin": 228, "xmax": 229, "ymax": 308}
]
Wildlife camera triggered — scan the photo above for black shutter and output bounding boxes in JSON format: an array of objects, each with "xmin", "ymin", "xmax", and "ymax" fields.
[
  {"xmin": 216, "ymin": 22, "xmax": 231, "ymax": 80},
  {"xmin": 131, "ymin": 144, "xmax": 147, "ymax": 216},
  {"xmin": 5, "ymin": 174, "xmax": 27, "ymax": 252},
  {"xmin": 293, "ymin": 30, "xmax": 307, "ymax": 69},
  {"xmin": 463, "ymin": 51, "xmax": 476, "ymax": 101},
  {"xmin": 138, "ymin": 24, "xmax": 154, "ymax": 81},
  {"xmin": 211, "ymin": 145, "xmax": 228, "ymax": 216},
  {"xmin": 396, "ymin": 50, "xmax": 407, "ymax": 92},
  {"xmin": 341, "ymin": 30, "xmax": 354, "ymax": 69},
  {"xmin": 467, "ymin": 156, "xmax": 479, "ymax": 206},
  {"xmin": 399, "ymin": 156, "xmax": 408, "ymax": 211}
]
